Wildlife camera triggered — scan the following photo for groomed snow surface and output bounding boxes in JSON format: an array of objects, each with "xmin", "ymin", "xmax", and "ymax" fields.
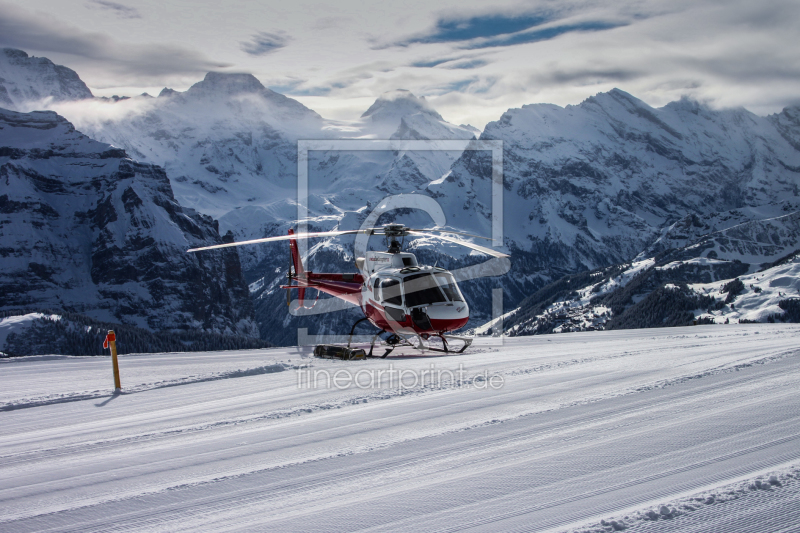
[{"xmin": 2, "ymin": 325, "xmax": 800, "ymax": 532}]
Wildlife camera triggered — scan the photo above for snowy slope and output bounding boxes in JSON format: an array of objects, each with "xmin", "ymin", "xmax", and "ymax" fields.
[
  {"xmin": 1, "ymin": 325, "xmax": 799, "ymax": 531},
  {"xmin": 0, "ymin": 309, "xmax": 272, "ymax": 357},
  {"xmin": 0, "ymin": 108, "xmax": 257, "ymax": 335},
  {"xmin": 0, "ymin": 49, "xmax": 92, "ymax": 110},
  {"xmin": 0, "ymin": 313, "xmax": 60, "ymax": 349},
  {"xmin": 691, "ymin": 253, "xmax": 800, "ymax": 324},
  {"xmin": 493, "ymin": 259, "xmax": 655, "ymax": 336},
  {"xmin": 499, "ymin": 235, "xmax": 800, "ymax": 336},
  {"xmin": 642, "ymin": 202, "xmax": 800, "ymax": 263}
]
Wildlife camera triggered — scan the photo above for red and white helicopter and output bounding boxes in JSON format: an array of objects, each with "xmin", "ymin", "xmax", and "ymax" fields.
[{"xmin": 188, "ymin": 224, "xmax": 508, "ymax": 359}]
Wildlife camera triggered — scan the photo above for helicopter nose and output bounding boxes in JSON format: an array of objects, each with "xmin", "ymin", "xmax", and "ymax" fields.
[
  {"xmin": 425, "ymin": 302, "xmax": 469, "ymax": 320},
  {"xmin": 425, "ymin": 303, "xmax": 469, "ymax": 332}
]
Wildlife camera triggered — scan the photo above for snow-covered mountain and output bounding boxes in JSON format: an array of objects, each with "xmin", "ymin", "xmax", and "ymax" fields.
[
  {"xmin": 495, "ymin": 249, "xmax": 799, "ymax": 336},
  {"xmin": 492, "ymin": 207, "xmax": 800, "ymax": 337},
  {"xmin": 67, "ymin": 81, "xmax": 484, "ymax": 344},
  {"xmin": 0, "ymin": 107, "xmax": 257, "ymax": 336},
  {"xmin": 70, "ymin": 72, "xmax": 324, "ymax": 219},
  {"xmin": 74, "ymin": 83, "xmax": 477, "ymax": 222},
  {"xmin": 4, "ymin": 48, "xmax": 800, "ymax": 345},
  {"xmin": 0, "ymin": 48, "xmax": 92, "ymax": 110},
  {"xmin": 436, "ymin": 90, "xmax": 800, "ymax": 273},
  {"xmin": 58, "ymin": 84, "xmax": 800, "ymax": 344}
]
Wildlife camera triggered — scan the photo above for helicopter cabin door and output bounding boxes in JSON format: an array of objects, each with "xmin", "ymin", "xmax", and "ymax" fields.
[{"xmin": 377, "ymin": 277, "xmax": 406, "ymax": 326}]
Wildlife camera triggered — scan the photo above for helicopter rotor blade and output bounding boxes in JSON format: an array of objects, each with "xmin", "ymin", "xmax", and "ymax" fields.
[
  {"xmin": 406, "ymin": 228, "xmax": 492, "ymax": 240},
  {"xmin": 187, "ymin": 229, "xmax": 374, "ymax": 253},
  {"xmin": 407, "ymin": 230, "xmax": 509, "ymax": 258},
  {"xmin": 187, "ymin": 225, "xmax": 499, "ymax": 253}
]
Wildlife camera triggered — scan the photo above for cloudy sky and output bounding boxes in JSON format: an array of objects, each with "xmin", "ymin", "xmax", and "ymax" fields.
[{"xmin": 2, "ymin": 0, "xmax": 799, "ymax": 128}]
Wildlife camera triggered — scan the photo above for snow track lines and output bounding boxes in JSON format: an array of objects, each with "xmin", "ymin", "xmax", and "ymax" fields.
[{"xmin": 1, "ymin": 325, "xmax": 800, "ymax": 532}]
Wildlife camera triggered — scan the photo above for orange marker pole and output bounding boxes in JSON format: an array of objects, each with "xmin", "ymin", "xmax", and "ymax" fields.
[{"xmin": 104, "ymin": 330, "xmax": 121, "ymax": 390}]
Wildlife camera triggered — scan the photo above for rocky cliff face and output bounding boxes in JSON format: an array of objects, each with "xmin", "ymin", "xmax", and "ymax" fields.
[
  {"xmin": 0, "ymin": 48, "xmax": 93, "ymax": 110},
  {"xmin": 433, "ymin": 89, "xmax": 800, "ymax": 278},
  {"xmin": 641, "ymin": 202, "xmax": 800, "ymax": 263},
  {"xmin": 0, "ymin": 108, "xmax": 257, "ymax": 335}
]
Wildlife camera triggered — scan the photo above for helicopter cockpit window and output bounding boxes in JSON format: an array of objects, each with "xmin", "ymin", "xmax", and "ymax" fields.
[
  {"xmin": 379, "ymin": 278, "xmax": 403, "ymax": 306},
  {"xmin": 434, "ymin": 272, "xmax": 464, "ymax": 302},
  {"xmin": 404, "ymin": 273, "xmax": 447, "ymax": 307}
]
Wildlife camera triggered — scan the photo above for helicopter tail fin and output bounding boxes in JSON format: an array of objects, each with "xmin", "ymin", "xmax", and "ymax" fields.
[
  {"xmin": 287, "ymin": 229, "xmax": 307, "ymax": 304},
  {"xmin": 288, "ymin": 229, "xmax": 306, "ymax": 277}
]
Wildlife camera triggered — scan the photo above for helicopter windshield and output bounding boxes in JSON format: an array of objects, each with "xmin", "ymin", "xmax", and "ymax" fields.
[
  {"xmin": 434, "ymin": 272, "xmax": 464, "ymax": 302},
  {"xmin": 404, "ymin": 273, "xmax": 447, "ymax": 307}
]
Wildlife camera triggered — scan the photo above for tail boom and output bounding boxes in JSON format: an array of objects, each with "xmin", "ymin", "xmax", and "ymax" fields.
[{"xmin": 282, "ymin": 229, "xmax": 364, "ymax": 306}]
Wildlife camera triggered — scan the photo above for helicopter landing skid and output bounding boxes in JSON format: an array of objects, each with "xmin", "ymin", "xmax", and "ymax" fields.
[
  {"xmin": 424, "ymin": 334, "xmax": 473, "ymax": 354},
  {"xmin": 365, "ymin": 333, "xmax": 409, "ymax": 359},
  {"xmin": 370, "ymin": 332, "xmax": 473, "ymax": 356},
  {"xmin": 312, "ymin": 318, "xmax": 474, "ymax": 361}
]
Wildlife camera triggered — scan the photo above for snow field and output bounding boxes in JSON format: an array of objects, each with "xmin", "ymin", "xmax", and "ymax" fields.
[
  {"xmin": 0, "ymin": 313, "xmax": 61, "ymax": 351},
  {"xmin": 568, "ymin": 465, "xmax": 800, "ymax": 532},
  {"xmin": 692, "ymin": 258, "xmax": 800, "ymax": 324},
  {"xmin": 1, "ymin": 325, "xmax": 800, "ymax": 531}
]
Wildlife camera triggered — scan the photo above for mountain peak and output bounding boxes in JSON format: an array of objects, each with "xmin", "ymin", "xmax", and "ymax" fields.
[
  {"xmin": 187, "ymin": 72, "xmax": 266, "ymax": 96},
  {"xmin": 0, "ymin": 48, "xmax": 93, "ymax": 109},
  {"xmin": 582, "ymin": 88, "xmax": 647, "ymax": 110},
  {"xmin": 2, "ymin": 48, "xmax": 29, "ymax": 60},
  {"xmin": 361, "ymin": 90, "xmax": 444, "ymax": 122}
]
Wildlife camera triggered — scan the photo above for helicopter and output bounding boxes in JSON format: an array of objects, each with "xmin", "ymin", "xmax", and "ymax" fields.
[{"xmin": 188, "ymin": 224, "xmax": 508, "ymax": 359}]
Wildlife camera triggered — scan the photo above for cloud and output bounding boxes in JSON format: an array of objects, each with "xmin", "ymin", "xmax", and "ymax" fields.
[
  {"xmin": 240, "ymin": 31, "xmax": 290, "ymax": 56},
  {"xmin": 266, "ymin": 78, "xmax": 306, "ymax": 94},
  {"xmin": 383, "ymin": 7, "xmax": 628, "ymax": 51},
  {"xmin": 290, "ymin": 61, "xmax": 397, "ymax": 96},
  {"xmin": 444, "ymin": 58, "xmax": 489, "ymax": 69},
  {"xmin": 533, "ymin": 66, "xmax": 643, "ymax": 85},
  {"xmin": 45, "ymin": 94, "xmax": 159, "ymax": 130},
  {"xmin": 284, "ymin": 86, "xmax": 332, "ymax": 97},
  {"xmin": 85, "ymin": 0, "xmax": 141, "ymax": 19},
  {"xmin": 411, "ymin": 56, "xmax": 489, "ymax": 69},
  {"xmin": 4, "ymin": 0, "xmax": 799, "ymax": 130},
  {"xmin": 464, "ymin": 21, "xmax": 627, "ymax": 49},
  {"xmin": 278, "ymin": 0, "xmax": 800, "ymax": 127},
  {"xmin": 411, "ymin": 57, "xmax": 460, "ymax": 68},
  {"xmin": 0, "ymin": 2, "xmax": 229, "ymax": 84},
  {"xmin": 430, "ymin": 78, "xmax": 478, "ymax": 95},
  {"xmin": 396, "ymin": 11, "xmax": 558, "ymax": 46}
]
